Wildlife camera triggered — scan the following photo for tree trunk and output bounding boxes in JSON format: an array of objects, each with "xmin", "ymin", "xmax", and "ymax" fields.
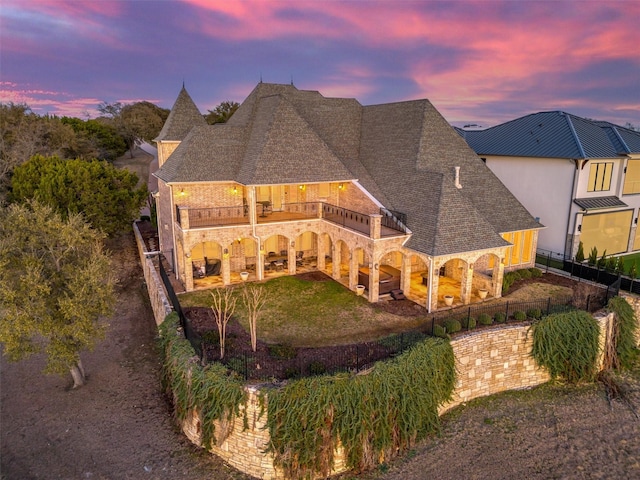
[{"xmin": 70, "ymin": 361, "xmax": 86, "ymax": 388}]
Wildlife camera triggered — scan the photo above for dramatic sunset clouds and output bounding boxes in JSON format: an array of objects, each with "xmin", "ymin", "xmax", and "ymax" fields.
[{"xmin": 1, "ymin": 0, "xmax": 638, "ymax": 127}]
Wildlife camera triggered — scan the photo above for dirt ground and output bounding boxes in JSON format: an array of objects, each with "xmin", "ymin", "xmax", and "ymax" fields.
[{"xmin": 2, "ymin": 224, "xmax": 639, "ymax": 478}]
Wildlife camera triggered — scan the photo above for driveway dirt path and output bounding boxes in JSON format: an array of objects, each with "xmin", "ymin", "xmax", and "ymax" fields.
[
  {"xmin": 2, "ymin": 231, "xmax": 639, "ymax": 480},
  {"xmin": 0, "ymin": 232, "xmax": 252, "ymax": 480}
]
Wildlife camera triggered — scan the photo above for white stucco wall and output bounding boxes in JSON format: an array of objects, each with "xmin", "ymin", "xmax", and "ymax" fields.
[{"xmin": 484, "ymin": 156, "xmax": 574, "ymax": 254}]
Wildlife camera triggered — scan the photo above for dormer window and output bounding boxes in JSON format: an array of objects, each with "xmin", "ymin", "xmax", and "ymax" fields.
[{"xmin": 587, "ymin": 162, "xmax": 613, "ymax": 192}]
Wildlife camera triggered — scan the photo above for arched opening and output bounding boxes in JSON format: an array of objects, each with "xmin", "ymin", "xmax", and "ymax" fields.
[
  {"xmin": 263, "ymin": 234, "xmax": 291, "ymax": 277},
  {"xmin": 294, "ymin": 231, "xmax": 319, "ymax": 272},
  {"xmin": 407, "ymin": 254, "xmax": 429, "ymax": 303},
  {"xmin": 191, "ymin": 240, "xmax": 224, "ymax": 289},
  {"xmin": 439, "ymin": 258, "xmax": 467, "ymax": 307}
]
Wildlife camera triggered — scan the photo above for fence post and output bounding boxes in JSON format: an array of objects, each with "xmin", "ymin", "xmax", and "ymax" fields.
[{"xmin": 505, "ymin": 302, "xmax": 510, "ymax": 322}]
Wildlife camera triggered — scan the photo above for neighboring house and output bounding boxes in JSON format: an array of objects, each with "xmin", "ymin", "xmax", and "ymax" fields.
[
  {"xmin": 458, "ymin": 112, "xmax": 640, "ymax": 259},
  {"xmin": 153, "ymin": 83, "xmax": 541, "ymax": 311}
]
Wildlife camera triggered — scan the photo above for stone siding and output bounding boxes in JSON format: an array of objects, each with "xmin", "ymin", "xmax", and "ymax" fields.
[{"xmin": 134, "ymin": 225, "xmax": 630, "ymax": 479}]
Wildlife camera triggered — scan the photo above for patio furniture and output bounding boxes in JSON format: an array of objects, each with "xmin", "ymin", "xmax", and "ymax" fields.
[
  {"xmin": 273, "ymin": 260, "xmax": 285, "ymax": 271},
  {"xmin": 204, "ymin": 257, "xmax": 221, "ymax": 276},
  {"xmin": 358, "ymin": 265, "xmax": 400, "ymax": 295},
  {"xmin": 258, "ymin": 201, "xmax": 272, "ymax": 217},
  {"xmin": 296, "ymin": 251, "xmax": 304, "ymax": 266}
]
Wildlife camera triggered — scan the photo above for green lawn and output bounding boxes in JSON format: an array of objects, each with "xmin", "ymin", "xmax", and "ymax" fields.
[
  {"xmin": 615, "ymin": 252, "xmax": 640, "ymax": 277},
  {"xmin": 178, "ymin": 276, "xmax": 425, "ymax": 347}
]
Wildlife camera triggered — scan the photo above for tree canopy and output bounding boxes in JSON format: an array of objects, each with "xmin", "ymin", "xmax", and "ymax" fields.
[
  {"xmin": 98, "ymin": 101, "xmax": 169, "ymax": 157},
  {"xmin": 9, "ymin": 154, "xmax": 148, "ymax": 236},
  {"xmin": 205, "ymin": 101, "xmax": 239, "ymax": 125},
  {"xmin": 0, "ymin": 201, "xmax": 117, "ymax": 387}
]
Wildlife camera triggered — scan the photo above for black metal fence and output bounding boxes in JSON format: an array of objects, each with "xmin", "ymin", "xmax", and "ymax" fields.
[
  {"xmin": 158, "ymin": 258, "xmax": 202, "ymax": 358},
  {"xmin": 157, "ymin": 252, "xmax": 611, "ymax": 381},
  {"xmin": 536, "ymin": 248, "xmax": 635, "ymax": 295}
]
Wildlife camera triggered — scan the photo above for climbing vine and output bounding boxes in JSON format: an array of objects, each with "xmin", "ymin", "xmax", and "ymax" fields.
[
  {"xmin": 606, "ymin": 296, "xmax": 639, "ymax": 370},
  {"xmin": 265, "ymin": 337, "xmax": 455, "ymax": 479},
  {"xmin": 530, "ymin": 310, "xmax": 600, "ymax": 383},
  {"xmin": 158, "ymin": 313, "xmax": 246, "ymax": 449}
]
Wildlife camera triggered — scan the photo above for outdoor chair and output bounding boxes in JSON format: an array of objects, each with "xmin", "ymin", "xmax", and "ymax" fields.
[{"xmin": 296, "ymin": 251, "xmax": 304, "ymax": 266}]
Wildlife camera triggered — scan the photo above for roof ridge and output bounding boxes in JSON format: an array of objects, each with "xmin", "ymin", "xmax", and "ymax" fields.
[{"xmin": 563, "ymin": 113, "xmax": 587, "ymax": 158}]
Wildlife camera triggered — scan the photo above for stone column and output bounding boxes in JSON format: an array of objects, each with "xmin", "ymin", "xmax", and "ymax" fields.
[
  {"xmin": 370, "ymin": 214, "xmax": 382, "ymax": 239},
  {"xmin": 317, "ymin": 235, "xmax": 326, "ymax": 271},
  {"xmin": 332, "ymin": 243, "xmax": 341, "ymax": 280},
  {"xmin": 461, "ymin": 264, "xmax": 473, "ymax": 305},
  {"xmin": 369, "ymin": 262, "xmax": 380, "ymax": 302},
  {"xmin": 349, "ymin": 251, "xmax": 359, "ymax": 290},
  {"xmin": 222, "ymin": 249, "xmax": 231, "ymax": 286},
  {"xmin": 401, "ymin": 254, "xmax": 411, "ymax": 294}
]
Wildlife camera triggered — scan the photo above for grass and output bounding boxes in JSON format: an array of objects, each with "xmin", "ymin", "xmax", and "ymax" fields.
[
  {"xmin": 178, "ymin": 276, "xmax": 425, "ymax": 347},
  {"xmin": 618, "ymin": 251, "xmax": 640, "ymax": 277}
]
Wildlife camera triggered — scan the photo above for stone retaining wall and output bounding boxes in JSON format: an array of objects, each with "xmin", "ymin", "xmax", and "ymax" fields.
[{"xmin": 133, "ymin": 224, "xmax": 635, "ymax": 479}]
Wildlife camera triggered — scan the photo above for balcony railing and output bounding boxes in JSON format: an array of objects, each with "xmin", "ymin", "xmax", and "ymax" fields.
[
  {"xmin": 380, "ymin": 208, "xmax": 409, "ymax": 235},
  {"xmin": 177, "ymin": 205, "xmax": 249, "ymax": 228},
  {"xmin": 176, "ymin": 202, "xmax": 407, "ymax": 237},
  {"xmin": 322, "ymin": 204, "xmax": 371, "ymax": 235}
]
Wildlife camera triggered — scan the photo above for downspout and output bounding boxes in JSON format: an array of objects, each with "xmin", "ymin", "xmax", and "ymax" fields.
[
  {"xmin": 565, "ymin": 159, "xmax": 580, "ymax": 258},
  {"xmin": 248, "ymin": 186, "xmax": 262, "ymax": 277},
  {"xmin": 427, "ymin": 256, "xmax": 434, "ymax": 313},
  {"xmin": 169, "ymin": 184, "xmax": 178, "ymax": 279}
]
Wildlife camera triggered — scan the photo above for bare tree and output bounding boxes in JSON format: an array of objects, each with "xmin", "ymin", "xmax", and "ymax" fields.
[
  {"xmin": 242, "ymin": 284, "xmax": 267, "ymax": 352},
  {"xmin": 210, "ymin": 287, "xmax": 237, "ymax": 359}
]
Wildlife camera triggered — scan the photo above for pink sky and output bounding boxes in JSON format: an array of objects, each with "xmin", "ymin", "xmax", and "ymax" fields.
[{"xmin": 1, "ymin": 0, "xmax": 638, "ymax": 127}]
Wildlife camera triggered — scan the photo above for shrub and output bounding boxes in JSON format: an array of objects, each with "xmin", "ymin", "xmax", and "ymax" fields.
[
  {"xmin": 529, "ymin": 267, "xmax": 542, "ymax": 278},
  {"xmin": 201, "ymin": 329, "xmax": 220, "ymax": 345},
  {"xmin": 628, "ymin": 263, "xmax": 638, "ymax": 279},
  {"xmin": 530, "ymin": 310, "xmax": 600, "ymax": 383},
  {"xmin": 478, "ymin": 313, "xmax": 493, "ymax": 325},
  {"xmin": 502, "ymin": 271, "xmax": 520, "ymax": 294},
  {"xmin": 461, "ymin": 317, "xmax": 476, "ymax": 330},
  {"xmin": 518, "ymin": 268, "xmax": 532, "ymax": 280},
  {"xmin": 588, "ymin": 246, "xmax": 598, "ymax": 266},
  {"xmin": 526, "ymin": 308, "xmax": 542, "ymax": 320},
  {"xmin": 433, "ymin": 324, "xmax": 448, "ymax": 338},
  {"xmin": 307, "ymin": 361, "xmax": 327, "ymax": 376},
  {"xmin": 443, "ymin": 319, "xmax": 462, "ymax": 334},
  {"xmin": 606, "ymin": 256, "xmax": 617, "ymax": 272},
  {"xmin": 284, "ymin": 367, "xmax": 300, "ymax": 379},
  {"xmin": 493, "ymin": 312, "xmax": 506, "ymax": 324},
  {"xmin": 575, "ymin": 241, "xmax": 585, "ymax": 263},
  {"xmin": 607, "ymin": 296, "xmax": 640, "ymax": 370},
  {"xmin": 597, "ymin": 250, "xmax": 608, "ymax": 269},
  {"xmin": 513, "ymin": 311, "xmax": 527, "ymax": 321},
  {"xmin": 269, "ymin": 344, "xmax": 298, "ymax": 359}
]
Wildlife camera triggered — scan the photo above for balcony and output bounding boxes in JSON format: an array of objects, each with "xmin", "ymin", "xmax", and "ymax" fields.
[{"xmin": 176, "ymin": 202, "xmax": 407, "ymax": 237}]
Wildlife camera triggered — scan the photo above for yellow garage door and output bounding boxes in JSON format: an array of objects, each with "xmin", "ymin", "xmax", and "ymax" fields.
[{"xmin": 581, "ymin": 210, "xmax": 632, "ymax": 256}]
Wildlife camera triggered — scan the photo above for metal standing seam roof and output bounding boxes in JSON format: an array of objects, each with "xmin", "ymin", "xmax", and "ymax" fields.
[
  {"xmin": 573, "ymin": 196, "xmax": 628, "ymax": 210},
  {"xmin": 458, "ymin": 111, "xmax": 640, "ymax": 160},
  {"xmin": 155, "ymin": 82, "xmax": 542, "ymax": 257}
]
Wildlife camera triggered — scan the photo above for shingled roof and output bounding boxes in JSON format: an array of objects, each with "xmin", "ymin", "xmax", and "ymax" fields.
[
  {"xmin": 457, "ymin": 111, "xmax": 640, "ymax": 159},
  {"xmin": 154, "ymin": 86, "xmax": 207, "ymax": 142},
  {"xmin": 155, "ymin": 82, "xmax": 541, "ymax": 256}
]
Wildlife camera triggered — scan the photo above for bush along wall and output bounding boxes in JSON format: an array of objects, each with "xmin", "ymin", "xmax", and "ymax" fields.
[
  {"xmin": 265, "ymin": 337, "xmax": 456, "ymax": 479},
  {"xmin": 158, "ymin": 313, "xmax": 247, "ymax": 449},
  {"xmin": 530, "ymin": 310, "xmax": 600, "ymax": 383},
  {"xmin": 606, "ymin": 296, "xmax": 640, "ymax": 370}
]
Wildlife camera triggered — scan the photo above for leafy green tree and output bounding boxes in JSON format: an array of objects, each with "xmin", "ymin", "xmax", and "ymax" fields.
[
  {"xmin": 61, "ymin": 116, "xmax": 126, "ymax": 161},
  {"xmin": 0, "ymin": 201, "xmax": 117, "ymax": 388},
  {"xmin": 9, "ymin": 155, "xmax": 147, "ymax": 236},
  {"xmin": 98, "ymin": 101, "xmax": 168, "ymax": 158},
  {"xmin": 205, "ymin": 101, "xmax": 239, "ymax": 125}
]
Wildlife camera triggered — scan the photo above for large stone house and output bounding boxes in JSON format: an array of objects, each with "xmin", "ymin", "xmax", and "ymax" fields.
[
  {"xmin": 153, "ymin": 82, "xmax": 541, "ymax": 311},
  {"xmin": 458, "ymin": 112, "xmax": 640, "ymax": 259}
]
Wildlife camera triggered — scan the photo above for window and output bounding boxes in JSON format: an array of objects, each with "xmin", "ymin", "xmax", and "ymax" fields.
[
  {"xmin": 587, "ymin": 162, "xmax": 613, "ymax": 192},
  {"xmin": 623, "ymin": 160, "xmax": 640, "ymax": 195},
  {"xmin": 501, "ymin": 230, "xmax": 535, "ymax": 267},
  {"xmin": 581, "ymin": 210, "xmax": 632, "ymax": 255}
]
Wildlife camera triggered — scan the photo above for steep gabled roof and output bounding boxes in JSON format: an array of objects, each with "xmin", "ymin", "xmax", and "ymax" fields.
[
  {"xmin": 360, "ymin": 99, "xmax": 539, "ymax": 255},
  {"xmin": 458, "ymin": 111, "xmax": 640, "ymax": 159},
  {"xmin": 155, "ymin": 82, "xmax": 541, "ymax": 257},
  {"xmin": 154, "ymin": 86, "xmax": 206, "ymax": 142}
]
